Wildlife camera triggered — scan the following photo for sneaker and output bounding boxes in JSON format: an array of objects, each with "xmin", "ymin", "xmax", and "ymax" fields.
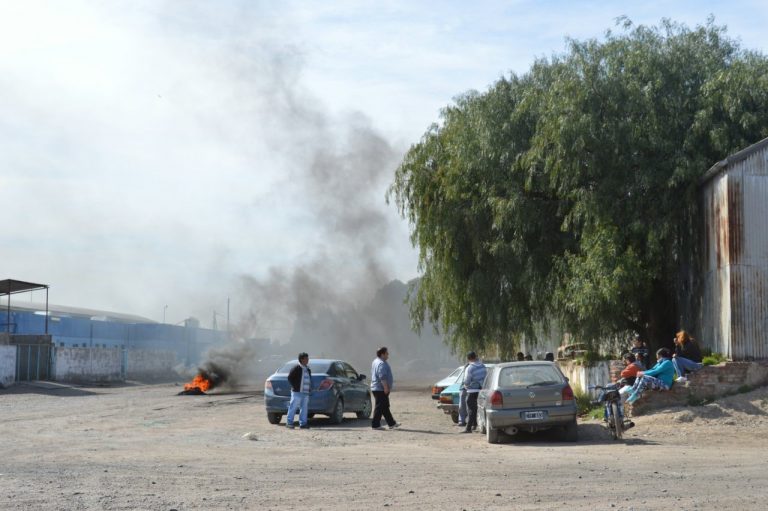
[
  {"xmin": 619, "ymin": 385, "xmax": 633, "ymax": 395},
  {"xmin": 459, "ymin": 429, "xmax": 472, "ymax": 434},
  {"xmin": 371, "ymin": 426, "xmax": 385, "ymax": 430},
  {"xmin": 626, "ymin": 391, "xmax": 640, "ymax": 404},
  {"xmin": 286, "ymin": 424, "xmax": 295, "ymax": 429},
  {"xmin": 299, "ymin": 425, "xmax": 310, "ymax": 429},
  {"xmin": 676, "ymin": 376, "xmax": 688, "ymax": 383},
  {"xmin": 456, "ymin": 422, "xmax": 466, "ymax": 427},
  {"xmin": 388, "ymin": 423, "xmax": 401, "ymax": 430}
]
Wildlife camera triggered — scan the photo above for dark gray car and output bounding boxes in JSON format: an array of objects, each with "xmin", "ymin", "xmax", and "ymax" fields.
[{"xmin": 477, "ymin": 361, "xmax": 578, "ymax": 443}]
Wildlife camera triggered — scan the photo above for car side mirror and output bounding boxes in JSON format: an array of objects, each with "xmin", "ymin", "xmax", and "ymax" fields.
[{"xmin": 357, "ymin": 374, "xmax": 366, "ymax": 381}]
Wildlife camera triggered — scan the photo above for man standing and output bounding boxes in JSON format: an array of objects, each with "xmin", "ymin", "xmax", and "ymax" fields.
[
  {"xmin": 371, "ymin": 346, "xmax": 399, "ymax": 430},
  {"xmin": 461, "ymin": 351, "xmax": 487, "ymax": 434},
  {"xmin": 286, "ymin": 352, "xmax": 312, "ymax": 429}
]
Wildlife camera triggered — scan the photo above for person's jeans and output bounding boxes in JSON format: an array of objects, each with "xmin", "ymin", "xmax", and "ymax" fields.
[
  {"xmin": 372, "ymin": 390, "xmax": 395, "ymax": 428},
  {"xmin": 673, "ymin": 357, "xmax": 703, "ymax": 378},
  {"xmin": 465, "ymin": 392, "xmax": 479, "ymax": 431},
  {"xmin": 458, "ymin": 388, "xmax": 468, "ymax": 424},
  {"xmin": 287, "ymin": 391, "xmax": 310, "ymax": 426}
]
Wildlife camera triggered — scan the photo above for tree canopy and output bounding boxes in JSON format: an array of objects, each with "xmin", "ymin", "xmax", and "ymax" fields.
[{"xmin": 388, "ymin": 18, "xmax": 768, "ymax": 356}]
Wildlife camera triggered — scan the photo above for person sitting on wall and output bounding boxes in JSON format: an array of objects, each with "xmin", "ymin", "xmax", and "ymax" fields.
[
  {"xmin": 619, "ymin": 352, "xmax": 643, "ymax": 386},
  {"xmin": 516, "ymin": 352, "xmax": 525, "ymax": 361},
  {"xmin": 672, "ymin": 330, "xmax": 704, "ymax": 383},
  {"xmin": 626, "ymin": 348, "xmax": 676, "ymax": 404},
  {"xmin": 630, "ymin": 333, "xmax": 650, "ymax": 369},
  {"xmin": 544, "ymin": 352, "xmax": 555, "ymax": 362}
]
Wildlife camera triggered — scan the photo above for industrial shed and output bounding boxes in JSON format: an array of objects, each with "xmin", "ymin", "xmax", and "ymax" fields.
[{"xmin": 698, "ymin": 137, "xmax": 768, "ymax": 360}]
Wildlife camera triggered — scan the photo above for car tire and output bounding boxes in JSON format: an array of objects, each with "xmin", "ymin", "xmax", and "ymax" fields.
[
  {"xmin": 329, "ymin": 398, "xmax": 344, "ymax": 424},
  {"xmin": 356, "ymin": 395, "xmax": 372, "ymax": 419},
  {"xmin": 450, "ymin": 410, "xmax": 459, "ymax": 424},
  {"xmin": 267, "ymin": 413, "xmax": 282, "ymax": 425},
  {"xmin": 485, "ymin": 414, "xmax": 500, "ymax": 444},
  {"xmin": 561, "ymin": 418, "xmax": 578, "ymax": 442}
]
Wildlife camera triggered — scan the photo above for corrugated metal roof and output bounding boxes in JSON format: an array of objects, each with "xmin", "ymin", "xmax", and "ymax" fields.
[
  {"xmin": 9, "ymin": 301, "xmax": 156, "ymax": 324},
  {"xmin": 700, "ymin": 136, "xmax": 768, "ymax": 186}
]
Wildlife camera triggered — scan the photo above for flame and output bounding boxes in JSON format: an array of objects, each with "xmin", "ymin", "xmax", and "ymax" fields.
[{"xmin": 184, "ymin": 373, "xmax": 212, "ymax": 392}]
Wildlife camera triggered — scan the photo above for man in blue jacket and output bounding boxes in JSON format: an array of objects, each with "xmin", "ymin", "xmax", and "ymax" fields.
[
  {"xmin": 626, "ymin": 348, "xmax": 675, "ymax": 404},
  {"xmin": 461, "ymin": 351, "xmax": 487, "ymax": 434}
]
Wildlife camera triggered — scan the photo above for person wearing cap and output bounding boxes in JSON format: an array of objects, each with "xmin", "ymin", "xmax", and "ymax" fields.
[{"xmin": 460, "ymin": 351, "xmax": 487, "ymax": 434}]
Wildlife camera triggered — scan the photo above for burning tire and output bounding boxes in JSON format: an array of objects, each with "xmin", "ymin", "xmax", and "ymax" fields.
[{"xmin": 267, "ymin": 413, "xmax": 282, "ymax": 425}]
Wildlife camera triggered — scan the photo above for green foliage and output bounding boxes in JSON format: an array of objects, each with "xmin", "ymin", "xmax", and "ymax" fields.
[
  {"xmin": 573, "ymin": 388, "xmax": 599, "ymax": 416},
  {"xmin": 388, "ymin": 18, "xmax": 768, "ymax": 354},
  {"xmin": 702, "ymin": 352, "xmax": 726, "ymax": 365}
]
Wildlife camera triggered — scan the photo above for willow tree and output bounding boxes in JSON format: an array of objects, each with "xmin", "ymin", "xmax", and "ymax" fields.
[{"xmin": 388, "ymin": 19, "xmax": 768, "ymax": 355}]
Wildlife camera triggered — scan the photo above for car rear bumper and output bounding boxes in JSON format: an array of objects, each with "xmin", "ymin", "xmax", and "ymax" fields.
[
  {"xmin": 265, "ymin": 391, "xmax": 336, "ymax": 414},
  {"xmin": 437, "ymin": 403, "xmax": 458, "ymax": 414},
  {"xmin": 485, "ymin": 406, "xmax": 576, "ymax": 430}
]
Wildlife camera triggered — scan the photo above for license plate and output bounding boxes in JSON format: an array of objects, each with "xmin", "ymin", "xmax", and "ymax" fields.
[{"xmin": 523, "ymin": 411, "xmax": 545, "ymax": 420}]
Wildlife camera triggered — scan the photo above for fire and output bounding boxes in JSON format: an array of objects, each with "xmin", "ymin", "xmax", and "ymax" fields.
[{"xmin": 184, "ymin": 373, "xmax": 212, "ymax": 392}]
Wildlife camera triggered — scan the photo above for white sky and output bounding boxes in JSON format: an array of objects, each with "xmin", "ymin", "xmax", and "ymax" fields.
[{"xmin": 2, "ymin": 1, "xmax": 767, "ymax": 327}]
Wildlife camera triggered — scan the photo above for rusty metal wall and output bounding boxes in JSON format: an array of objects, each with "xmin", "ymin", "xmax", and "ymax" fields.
[{"xmin": 699, "ymin": 139, "xmax": 768, "ymax": 360}]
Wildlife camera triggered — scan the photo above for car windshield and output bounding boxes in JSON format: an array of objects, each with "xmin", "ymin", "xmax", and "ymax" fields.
[
  {"xmin": 447, "ymin": 366, "xmax": 464, "ymax": 380},
  {"xmin": 276, "ymin": 361, "xmax": 332, "ymax": 374},
  {"xmin": 497, "ymin": 365, "xmax": 563, "ymax": 388}
]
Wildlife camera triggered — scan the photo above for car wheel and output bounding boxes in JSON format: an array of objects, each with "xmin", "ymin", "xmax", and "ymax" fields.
[
  {"xmin": 485, "ymin": 414, "xmax": 500, "ymax": 444},
  {"xmin": 329, "ymin": 398, "xmax": 344, "ymax": 424},
  {"xmin": 267, "ymin": 413, "xmax": 282, "ymax": 425},
  {"xmin": 356, "ymin": 395, "xmax": 372, "ymax": 419},
  {"xmin": 561, "ymin": 417, "xmax": 578, "ymax": 442},
  {"xmin": 450, "ymin": 410, "xmax": 459, "ymax": 424}
]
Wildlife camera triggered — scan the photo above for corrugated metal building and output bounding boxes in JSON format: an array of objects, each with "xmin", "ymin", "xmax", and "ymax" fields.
[{"xmin": 699, "ymin": 137, "xmax": 768, "ymax": 360}]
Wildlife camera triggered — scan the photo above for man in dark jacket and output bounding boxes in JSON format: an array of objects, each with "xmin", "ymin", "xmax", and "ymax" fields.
[{"xmin": 286, "ymin": 352, "xmax": 312, "ymax": 429}]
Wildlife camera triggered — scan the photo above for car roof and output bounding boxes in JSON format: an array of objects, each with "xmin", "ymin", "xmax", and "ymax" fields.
[{"xmin": 493, "ymin": 361, "xmax": 558, "ymax": 369}]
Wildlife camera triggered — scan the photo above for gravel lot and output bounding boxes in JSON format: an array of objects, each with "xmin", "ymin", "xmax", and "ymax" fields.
[{"xmin": 2, "ymin": 379, "xmax": 767, "ymax": 510}]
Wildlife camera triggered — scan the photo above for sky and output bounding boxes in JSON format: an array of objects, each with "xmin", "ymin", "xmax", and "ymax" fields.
[{"xmin": 2, "ymin": 0, "xmax": 767, "ymax": 337}]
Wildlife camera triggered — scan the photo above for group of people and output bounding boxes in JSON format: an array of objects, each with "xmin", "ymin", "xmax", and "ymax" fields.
[
  {"xmin": 620, "ymin": 330, "xmax": 704, "ymax": 404},
  {"xmin": 283, "ymin": 346, "xmax": 403, "ymax": 430},
  {"xmin": 284, "ymin": 329, "xmax": 706, "ymax": 429}
]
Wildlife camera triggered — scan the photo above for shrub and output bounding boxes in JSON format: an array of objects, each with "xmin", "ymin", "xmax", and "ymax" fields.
[
  {"xmin": 573, "ymin": 387, "xmax": 600, "ymax": 417},
  {"xmin": 702, "ymin": 352, "xmax": 726, "ymax": 366}
]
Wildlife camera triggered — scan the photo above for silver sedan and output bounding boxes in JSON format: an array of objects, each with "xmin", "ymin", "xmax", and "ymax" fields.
[{"xmin": 478, "ymin": 361, "xmax": 578, "ymax": 443}]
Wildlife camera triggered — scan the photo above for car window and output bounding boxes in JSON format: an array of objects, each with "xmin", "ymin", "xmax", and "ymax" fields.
[
  {"xmin": 342, "ymin": 362, "xmax": 359, "ymax": 379},
  {"xmin": 333, "ymin": 362, "xmax": 347, "ymax": 378},
  {"xmin": 448, "ymin": 366, "xmax": 464, "ymax": 379},
  {"xmin": 497, "ymin": 365, "xmax": 563, "ymax": 388},
  {"xmin": 277, "ymin": 361, "xmax": 332, "ymax": 374}
]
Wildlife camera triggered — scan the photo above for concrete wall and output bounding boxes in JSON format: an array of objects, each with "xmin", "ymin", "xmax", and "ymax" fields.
[
  {"xmin": 0, "ymin": 345, "xmax": 15, "ymax": 386},
  {"xmin": 54, "ymin": 347, "xmax": 122, "ymax": 383},
  {"xmin": 126, "ymin": 349, "xmax": 176, "ymax": 380},
  {"xmin": 558, "ymin": 360, "xmax": 613, "ymax": 394}
]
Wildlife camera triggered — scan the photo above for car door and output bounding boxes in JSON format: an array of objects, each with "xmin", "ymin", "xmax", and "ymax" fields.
[
  {"xmin": 331, "ymin": 361, "xmax": 355, "ymax": 410},
  {"xmin": 342, "ymin": 362, "xmax": 366, "ymax": 409}
]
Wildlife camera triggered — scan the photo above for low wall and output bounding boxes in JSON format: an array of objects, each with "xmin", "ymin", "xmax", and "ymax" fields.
[
  {"xmin": 54, "ymin": 347, "xmax": 122, "ymax": 383},
  {"xmin": 558, "ymin": 360, "xmax": 613, "ymax": 394},
  {"xmin": 629, "ymin": 361, "xmax": 768, "ymax": 416},
  {"xmin": 0, "ymin": 345, "xmax": 15, "ymax": 386},
  {"xmin": 126, "ymin": 349, "xmax": 177, "ymax": 380}
]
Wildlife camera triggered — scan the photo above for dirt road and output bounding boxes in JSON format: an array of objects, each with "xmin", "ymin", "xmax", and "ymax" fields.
[{"xmin": 1, "ymin": 381, "xmax": 767, "ymax": 510}]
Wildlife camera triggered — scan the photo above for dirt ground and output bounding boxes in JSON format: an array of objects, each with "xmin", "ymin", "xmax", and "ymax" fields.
[{"xmin": 2, "ymin": 378, "xmax": 768, "ymax": 511}]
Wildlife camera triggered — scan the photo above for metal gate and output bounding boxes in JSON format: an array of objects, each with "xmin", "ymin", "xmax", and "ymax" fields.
[{"xmin": 15, "ymin": 344, "xmax": 54, "ymax": 381}]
